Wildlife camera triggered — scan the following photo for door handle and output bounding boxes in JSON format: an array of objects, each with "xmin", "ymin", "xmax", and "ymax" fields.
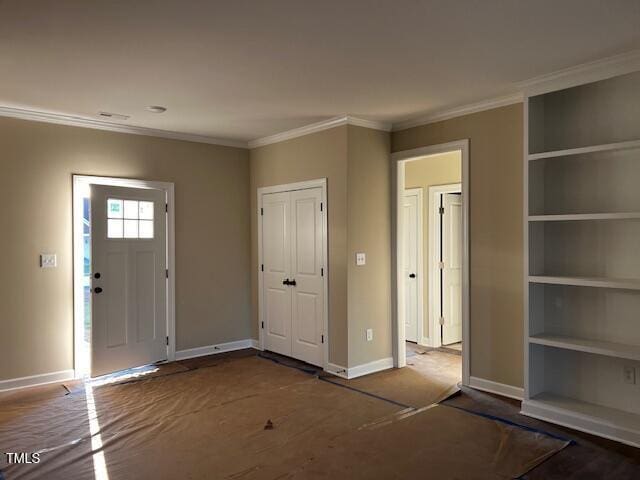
[
  {"xmin": 289, "ymin": 279, "xmax": 297, "ymax": 286},
  {"xmin": 409, "ymin": 273, "xmax": 416, "ymax": 278},
  {"xmin": 283, "ymin": 279, "xmax": 291, "ymax": 286},
  {"xmin": 94, "ymin": 287, "xmax": 103, "ymax": 294}
]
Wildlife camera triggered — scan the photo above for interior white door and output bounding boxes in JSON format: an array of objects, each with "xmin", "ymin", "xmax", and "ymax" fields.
[
  {"xmin": 91, "ymin": 185, "xmax": 167, "ymax": 377},
  {"xmin": 403, "ymin": 192, "xmax": 419, "ymax": 343},
  {"xmin": 290, "ymin": 188, "xmax": 324, "ymax": 366},
  {"xmin": 262, "ymin": 192, "xmax": 293, "ymax": 357},
  {"xmin": 261, "ymin": 187, "xmax": 325, "ymax": 367},
  {"xmin": 441, "ymin": 193, "xmax": 462, "ymax": 345}
]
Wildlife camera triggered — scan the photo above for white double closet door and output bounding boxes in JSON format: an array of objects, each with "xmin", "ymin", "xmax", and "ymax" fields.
[{"xmin": 262, "ymin": 187, "xmax": 325, "ymax": 367}]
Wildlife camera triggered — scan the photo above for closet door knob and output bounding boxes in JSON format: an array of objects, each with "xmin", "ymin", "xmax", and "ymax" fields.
[
  {"xmin": 94, "ymin": 287, "xmax": 103, "ymax": 294},
  {"xmin": 409, "ymin": 273, "xmax": 416, "ymax": 278}
]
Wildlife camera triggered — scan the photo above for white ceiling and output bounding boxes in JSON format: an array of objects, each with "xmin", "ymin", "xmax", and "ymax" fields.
[{"xmin": 1, "ymin": 1, "xmax": 639, "ymax": 144}]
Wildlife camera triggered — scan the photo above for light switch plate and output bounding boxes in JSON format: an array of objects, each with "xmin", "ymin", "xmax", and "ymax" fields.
[
  {"xmin": 356, "ymin": 252, "xmax": 366, "ymax": 266},
  {"xmin": 40, "ymin": 253, "xmax": 57, "ymax": 268},
  {"xmin": 366, "ymin": 328, "xmax": 373, "ymax": 342}
]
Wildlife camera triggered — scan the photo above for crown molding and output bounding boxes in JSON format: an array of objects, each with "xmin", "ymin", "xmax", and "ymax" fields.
[
  {"xmin": 517, "ymin": 48, "xmax": 640, "ymax": 96},
  {"xmin": 392, "ymin": 93, "xmax": 523, "ymax": 132},
  {"xmin": 346, "ymin": 115, "xmax": 392, "ymax": 132},
  {"xmin": 248, "ymin": 115, "xmax": 391, "ymax": 149},
  {"xmin": 0, "ymin": 106, "xmax": 248, "ymax": 149},
  {"xmin": 392, "ymin": 49, "xmax": 640, "ymax": 132}
]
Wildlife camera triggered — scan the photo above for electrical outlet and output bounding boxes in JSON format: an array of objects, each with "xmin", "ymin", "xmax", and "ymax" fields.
[
  {"xmin": 356, "ymin": 252, "xmax": 366, "ymax": 266},
  {"xmin": 623, "ymin": 366, "xmax": 636, "ymax": 385},
  {"xmin": 40, "ymin": 253, "xmax": 57, "ymax": 268},
  {"xmin": 366, "ymin": 329, "xmax": 373, "ymax": 342}
]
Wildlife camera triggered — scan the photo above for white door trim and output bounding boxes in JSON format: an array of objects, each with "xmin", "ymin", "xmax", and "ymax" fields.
[
  {"xmin": 402, "ymin": 188, "xmax": 425, "ymax": 346},
  {"xmin": 391, "ymin": 140, "xmax": 470, "ymax": 386},
  {"xmin": 72, "ymin": 175, "xmax": 176, "ymax": 378},
  {"xmin": 257, "ymin": 178, "xmax": 329, "ymax": 369},
  {"xmin": 428, "ymin": 183, "xmax": 462, "ymax": 348}
]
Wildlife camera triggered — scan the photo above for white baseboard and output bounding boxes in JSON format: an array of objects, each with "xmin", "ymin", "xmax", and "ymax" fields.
[
  {"xmin": 175, "ymin": 338, "xmax": 257, "ymax": 361},
  {"xmin": 346, "ymin": 357, "xmax": 394, "ymax": 379},
  {"xmin": 324, "ymin": 362, "xmax": 349, "ymax": 379},
  {"xmin": 250, "ymin": 338, "xmax": 261, "ymax": 350},
  {"xmin": 0, "ymin": 369, "xmax": 75, "ymax": 393},
  {"xmin": 469, "ymin": 376, "xmax": 524, "ymax": 401},
  {"xmin": 521, "ymin": 398, "xmax": 640, "ymax": 448}
]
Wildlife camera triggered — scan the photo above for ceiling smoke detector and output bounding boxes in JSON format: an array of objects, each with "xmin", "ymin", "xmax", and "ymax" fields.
[
  {"xmin": 146, "ymin": 105, "xmax": 167, "ymax": 113},
  {"xmin": 98, "ymin": 111, "xmax": 130, "ymax": 120}
]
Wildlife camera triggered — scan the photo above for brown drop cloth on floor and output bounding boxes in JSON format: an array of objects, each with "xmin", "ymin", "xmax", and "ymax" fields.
[
  {"xmin": 290, "ymin": 404, "xmax": 569, "ymax": 480},
  {"xmin": 0, "ymin": 354, "xmax": 567, "ymax": 480},
  {"xmin": 323, "ymin": 349, "xmax": 461, "ymax": 408}
]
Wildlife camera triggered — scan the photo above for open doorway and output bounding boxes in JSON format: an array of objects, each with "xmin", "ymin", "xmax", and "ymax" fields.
[
  {"xmin": 72, "ymin": 175, "xmax": 176, "ymax": 378},
  {"xmin": 393, "ymin": 140, "xmax": 469, "ymax": 386}
]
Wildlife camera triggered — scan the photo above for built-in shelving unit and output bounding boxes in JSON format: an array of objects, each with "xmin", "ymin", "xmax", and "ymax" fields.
[
  {"xmin": 529, "ymin": 213, "xmax": 640, "ymax": 222},
  {"xmin": 523, "ymin": 69, "xmax": 640, "ymax": 447}
]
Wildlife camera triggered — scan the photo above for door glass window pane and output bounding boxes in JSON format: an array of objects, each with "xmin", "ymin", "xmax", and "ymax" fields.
[
  {"xmin": 108, "ymin": 219, "xmax": 123, "ymax": 238},
  {"xmin": 107, "ymin": 199, "xmax": 123, "ymax": 218},
  {"xmin": 139, "ymin": 220, "xmax": 154, "ymax": 238},
  {"xmin": 106, "ymin": 198, "xmax": 155, "ymax": 239},
  {"xmin": 139, "ymin": 201, "xmax": 154, "ymax": 220},
  {"xmin": 124, "ymin": 200, "xmax": 139, "ymax": 219},
  {"xmin": 124, "ymin": 219, "xmax": 138, "ymax": 238}
]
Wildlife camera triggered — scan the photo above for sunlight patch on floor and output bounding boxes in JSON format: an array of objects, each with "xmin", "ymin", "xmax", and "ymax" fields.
[{"xmin": 85, "ymin": 382, "xmax": 109, "ymax": 480}]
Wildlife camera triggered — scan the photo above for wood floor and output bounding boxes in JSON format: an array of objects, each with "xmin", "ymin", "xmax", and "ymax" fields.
[{"xmin": 443, "ymin": 386, "xmax": 640, "ymax": 479}]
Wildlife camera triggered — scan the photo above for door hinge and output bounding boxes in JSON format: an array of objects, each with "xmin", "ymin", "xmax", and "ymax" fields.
[
  {"xmin": 261, "ymin": 321, "xmax": 264, "ymax": 329},
  {"xmin": 439, "ymin": 261, "xmax": 444, "ymax": 270},
  {"xmin": 165, "ymin": 203, "xmax": 168, "ymax": 213},
  {"xmin": 261, "ymin": 264, "xmax": 264, "ymax": 272},
  {"xmin": 166, "ymin": 336, "xmax": 169, "ymax": 346},
  {"xmin": 321, "ymin": 267, "xmax": 324, "ymax": 277},
  {"xmin": 260, "ymin": 208, "xmax": 264, "ymax": 216},
  {"xmin": 439, "ymin": 206, "xmax": 445, "ymax": 215},
  {"xmin": 166, "ymin": 269, "xmax": 169, "ymax": 278},
  {"xmin": 321, "ymin": 334, "xmax": 324, "ymax": 344},
  {"xmin": 320, "ymin": 202, "xmax": 323, "ymax": 212},
  {"xmin": 439, "ymin": 317, "xmax": 445, "ymax": 326}
]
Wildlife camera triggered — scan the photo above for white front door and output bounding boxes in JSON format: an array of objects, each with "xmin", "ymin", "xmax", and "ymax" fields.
[
  {"xmin": 403, "ymin": 191, "xmax": 420, "ymax": 343},
  {"xmin": 91, "ymin": 185, "xmax": 167, "ymax": 377},
  {"xmin": 262, "ymin": 187, "xmax": 325, "ymax": 366},
  {"xmin": 441, "ymin": 193, "xmax": 462, "ymax": 345}
]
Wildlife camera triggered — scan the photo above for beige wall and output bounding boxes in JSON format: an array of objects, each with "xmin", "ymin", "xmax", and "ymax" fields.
[
  {"xmin": 347, "ymin": 126, "xmax": 392, "ymax": 367},
  {"xmin": 0, "ymin": 117, "xmax": 251, "ymax": 381},
  {"xmin": 404, "ymin": 151, "xmax": 461, "ymax": 341},
  {"xmin": 392, "ymin": 104, "xmax": 524, "ymax": 388},
  {"xmin": 249, "ymin": 125, "xmax": 391, "ymax": 368},
  {"xmin": 249, "ymin": 126, "xmax": 349, "ymax": 366}
]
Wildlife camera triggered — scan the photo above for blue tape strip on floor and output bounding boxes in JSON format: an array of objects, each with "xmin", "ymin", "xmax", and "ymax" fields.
[
  {"xmin": 318, "ymin": 376, "xmax": 413, "ymax": 409},
  {"xmin": 256, "ymin": 352, "xmax": 320, "ymax": 376},
  {"xmin": 442, "ymin": 404, "xmax": 576, "ymax": 445},
  {"xmin": 257, "ymin": 351, "xmax": 573, "ymax": 446},
  {"xmin": 0, "ymin": 468, "xmax": 5, "ymax": 480},
  {"xmin": 256, "ymin": 352, "xmax": 412, "ymax": 409}
]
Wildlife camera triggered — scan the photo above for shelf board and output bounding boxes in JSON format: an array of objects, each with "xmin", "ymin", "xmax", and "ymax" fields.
[
  {"xmin": 529, "ymin": 275, "xmax": 640, "ymax": 290},
  {"xmin": 529, "ymin": 212, "xmax": 640, "ymax": 222},
  {"xmin": 524, "ymin": 393, "xmax": 640, "ymax": 443},
  {"xmin": 528, "ymin": 139, "xmax": 640, "ymax": 161},
  {"xmin": 529, "ymin": 334, "xmax": 640, "ymax": 361}
]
